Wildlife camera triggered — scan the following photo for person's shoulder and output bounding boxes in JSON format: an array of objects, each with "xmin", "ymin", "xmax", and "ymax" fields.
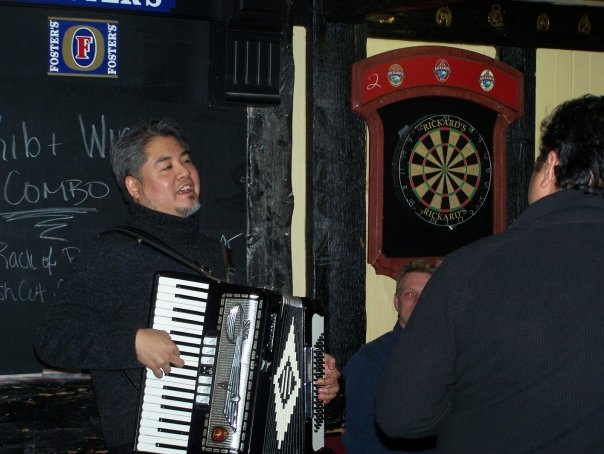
[
  {"xmin": 436, "ymin": 226, "xmax": 516, "ymax": 275},
  {"xmin": 365, "ymin": 328, "xmax": 400, "ymax": 350},
  {"xmin": 345, "ymin": 330, "xmax": 398, "ymax": 373}
]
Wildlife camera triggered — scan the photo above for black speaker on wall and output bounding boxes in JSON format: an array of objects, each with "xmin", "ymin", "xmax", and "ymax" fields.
[
  {"xmin": 209, "ymin": 0, "xmax": 286, "ymax": 105},
  {"xmin": 209, "ymin": 22, "xmax": 283, "ymax": 105}
]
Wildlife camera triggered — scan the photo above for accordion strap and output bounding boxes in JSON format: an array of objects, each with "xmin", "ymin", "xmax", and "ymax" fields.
[{"xmin": 101, "ymin": 224, "xmax": 235, "ymax": 283}]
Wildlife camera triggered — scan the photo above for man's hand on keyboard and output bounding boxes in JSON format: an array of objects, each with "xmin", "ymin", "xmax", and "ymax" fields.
[{"xmin": 135, "ymin": 328, "xmax": 186, "ymax": 378}]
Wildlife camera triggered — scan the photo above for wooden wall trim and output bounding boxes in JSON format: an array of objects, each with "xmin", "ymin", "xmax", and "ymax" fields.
[
  {"xmin": 362, "ymin": 1, "xmax": 604, "ymax": 52},
  {"xmin": 246, "ymin": 25, "xmax": 295, "ymax": 292},
  {"xmin": 497, "ymin": 47, "xmax": 537, "ymax": 224},
  {"xmin": 307, "ymin": 1, "xmax": 368, "ymax": 426}
]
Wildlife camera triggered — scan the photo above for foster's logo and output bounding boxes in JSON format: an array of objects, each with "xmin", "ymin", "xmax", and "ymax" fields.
[
  {"xmin": 48, "ymin": 17, "xmax": 118, "ymax": 78},
  {"xmin": 67, "ymin": 26, "xmax": 100, "ymax": 70}
]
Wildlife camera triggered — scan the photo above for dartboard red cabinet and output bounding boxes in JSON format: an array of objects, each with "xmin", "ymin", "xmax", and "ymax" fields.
[{"xmin": 351, "ymin": 46, "xmax": 524, "ymax": 278}]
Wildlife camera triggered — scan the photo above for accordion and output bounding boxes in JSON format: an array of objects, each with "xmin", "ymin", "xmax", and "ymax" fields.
[{"xmin": 134, "ymin": 271, "xmax": 326, "ymax": 454}]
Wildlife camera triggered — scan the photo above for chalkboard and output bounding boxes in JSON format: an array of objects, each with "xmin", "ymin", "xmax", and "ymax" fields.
[{"xmin": 0, "ymin": 6, "xmax": 247, "ymax": 374}]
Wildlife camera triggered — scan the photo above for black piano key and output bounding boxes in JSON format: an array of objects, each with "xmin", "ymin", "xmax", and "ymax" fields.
[
  {"xmin": 157, "ymin": 442, "xmax": 189, "ymax": 450},
  {"xmin": 141, "ymin": 402, "xmax": 192, "ymax": 420},
  {"xmin": 172, "ymin": 340, "xmax": 200, "ymax": 349},
  {"xmin": 158, "ymin": 427, "xmax": 190, "ymax": 436},
  {"xmin": 172, "ymin": 306, "xmax": 205, "ymax": 317},
  {"xmin": 171, "ymin": 316, "xmax": 203, "ymax": 325},
  {"xmin": 170, "ymin": 329, "xmax": 202, "ymax": 340},
  {"xmin": 174, "ymin": 282, "xmax": 207, "ymax": 292},
  {"xmin": 164, "ymin": 371, "xmax": 195, "ymax": 381},
  {"xmin": 159, "ymin": 416, "xmax": 190, "ymax": 426},
  {"xmin": 162, "ymin": 384, "xmax": 194, "ymax": 393},
  {"xmin": 161, "ymin": 395, "xmax": 193, "ymax": 405},
  {"xmin": 160, "ymin": 404, "xmax": 193, "ymax": 413},
  {"xmin": 174, "ymin": 292, "xmax": 206, "ymax": 303}
]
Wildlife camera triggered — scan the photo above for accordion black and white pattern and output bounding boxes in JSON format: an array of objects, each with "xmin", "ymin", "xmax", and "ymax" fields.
[{"xmin": 134, "ymin": 271, "xmax": 325, "ymax": 454}]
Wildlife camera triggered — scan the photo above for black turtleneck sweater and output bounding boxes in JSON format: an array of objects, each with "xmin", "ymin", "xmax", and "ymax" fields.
[{"xmin": 35, "ymin": 203, "xmax": 229, "ymax": 447}]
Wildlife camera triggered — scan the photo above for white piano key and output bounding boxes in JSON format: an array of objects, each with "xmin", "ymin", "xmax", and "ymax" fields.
[
  {"xmin": 152, "ymin": 322, "xmax": 203, "ymax": 338},
  {"xmin": 143, "ymin": 386, "xmax": 194, "ymax": 401},
  {"xmin": 139, "ymin": 425, "xmax": 190, "ymax": 442},
  {"xmin": 152, "ymin": 316, "xmax": 204, "ymax": 333},
  {"xmin": 155, "ymin": 297, "xmax": 206, "ymax": 313},
  {"xmin": 154, "ymin": 304, "xmax": 205, "ymax": 320},
  {"xmin": 146, "ymin": 366, "xmax": 197, "ymax": 383},
  {"xmin": 158, "ymin": 275, "xmax": 209, "ymax": 286},
  {"xmin": 169, "ymin": 333, "xmax": 202, "ymax": 346},
  {"xmin": 155, "ymin": 301, "xmax": 207, "ymax": 318},
  {"xmin": 143, "ymin": 394, "xmax": 193, "ymax": 410},
  {"xmin": 145, "ymin": 375, "xmax": 195, "ymax": 388},
  {"xmin": 140, "ymin": 409, "xmax": 191, "ymax": 424},
  {"xmin": 154, "ymin": 299, "xmax": 205, "ymax": 312},
  {"xmin": 142, "ymin": 402, "xmax": 192, "ymax": 419},
  {"xmin": 149, "ymin": 383, "xmax": 194, "ymax": 398},
  {"xmin": 153, "ymin": 308, "xmax": 205, "ymax": 324},
  {"xmin": 139, "ymin": 419, "xmax": 191, "ymax": 435},
  {"xmin": 180, "ymin": 354, "xmax": 200, "ymax": 366},
  {"xmin": 152, "ymin": 314, "xmax": 204, "ymax": 329},
  {"xmin": 156, "ymin": 285, "xmax": 208, "ymax": 301},
  {"xmin": 165, "ymin": 367, "xmax": 198, "ymax": 378},
  {"xmin": 138, "ymin": 433, "xmax": 188, "ymax": 447},
  {"xmin": 157, "ymin": 277, "xmax": 209, "ymax": 290},
  {"xmin": 136, "ymin": 441, "xmax": 186, "ymax": 454},
  {"xmin": 157, "ymin": 276, "xmax": 210, "ymax": 290},
  {"xmin": 146, "ymin": 363, "xmax": 199, "ymax": 378},
  {"xmin": 173, "ymin": 344, "xmax": 200, "ymax": 355},
  {"xmin": 144, "ymin": 380, "xmax": 196, "ymax": 394}
]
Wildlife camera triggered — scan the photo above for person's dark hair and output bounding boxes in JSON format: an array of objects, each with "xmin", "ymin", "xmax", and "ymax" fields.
[
  {"xmin": 537, "ymin": 94, "xmax": 604, "ymax": 195},
  {"xmin": 395, "ymin": 259, "xmax": 438, "ymax": 295},
  {"xmin": 109, "ymin": 119, "xmax": 190, "ymax": 200}
]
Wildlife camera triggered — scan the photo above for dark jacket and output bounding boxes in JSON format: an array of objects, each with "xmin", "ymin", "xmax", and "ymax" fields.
[
  {"xmin": 344, "ymin": 322, "xmax": 436, "ymax": 453},
  {"xmin": 35, "ymin": 202, "xmax": 228, "ymax": 447},
  {"xmin": 375, "ymin": 189, "xmax": 604, "ymax": 453}
]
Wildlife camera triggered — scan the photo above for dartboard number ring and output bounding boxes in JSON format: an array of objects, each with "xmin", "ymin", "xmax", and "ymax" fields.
[{"xmin": 393, "ymin": 114, "xmax": 492, "ymax": 228}]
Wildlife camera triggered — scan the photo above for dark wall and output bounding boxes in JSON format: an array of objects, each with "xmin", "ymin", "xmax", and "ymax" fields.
[{"xmin": 0, "ymin": 5, "xmax": 247, "ymax": 375}]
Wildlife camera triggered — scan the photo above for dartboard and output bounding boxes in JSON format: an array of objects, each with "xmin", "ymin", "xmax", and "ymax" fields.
[{"xmin": 393, "ymin": 114, "xmax": 492, "ymax": 228}]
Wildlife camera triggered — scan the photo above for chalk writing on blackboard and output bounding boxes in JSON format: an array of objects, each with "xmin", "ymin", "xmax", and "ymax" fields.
[
  {"xmin": 1, "ymin": 114, "xmax": 126, "ymax": 161},
  {"xmin": 0, "ymin": 208, "xmax": 98, "ymax": 241},
  {"xmin": 221, "ymin": 232, "xmax": 244, "ymax": 248},
  {"xmin": 1, "ymin": 114, "xmax": 128, "ymax": 306}
]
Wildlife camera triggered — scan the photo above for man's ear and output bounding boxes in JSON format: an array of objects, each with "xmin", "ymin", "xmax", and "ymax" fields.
[
  {"xmin": 125, "ymin": 175, "xmax": 141, "ymax": 201},
  {"xmin": 540, "ymin": 150, "xmax": 560, "ymax": 190},
  {"xmin": 393, "ymin": 294, "xmax": 399, "ymax": 313}
]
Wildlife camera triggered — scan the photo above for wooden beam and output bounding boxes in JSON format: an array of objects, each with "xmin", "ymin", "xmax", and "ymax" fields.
[
  {"xmin": 246, "ymin": 25, "xmax": 295, "ymax": 292},
  {"xmin": 307, "ymin": 1, "xmax": 368, "ymax": 427},
  {"xmin": 363, "ymin": 0, "xmax": 604, "ymax": 51}
]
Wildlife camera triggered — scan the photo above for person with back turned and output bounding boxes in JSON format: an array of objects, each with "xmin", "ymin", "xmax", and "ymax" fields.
[
  {"xmin": 35, "ymin": 119, "xmax": 340, "ymax": 453},
  {"xmin": 375, "ymin": 94, "xmax": 604, "ymax": 452}
]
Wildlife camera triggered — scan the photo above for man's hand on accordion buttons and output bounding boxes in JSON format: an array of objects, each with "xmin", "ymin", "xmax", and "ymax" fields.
[
  {"xmin": 135, "ymin": 328, "xmax": 186, "ymax": 378},
  {"xmin": 317, "ymin": 353, "xmax": 341, "ymax": 405}
]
